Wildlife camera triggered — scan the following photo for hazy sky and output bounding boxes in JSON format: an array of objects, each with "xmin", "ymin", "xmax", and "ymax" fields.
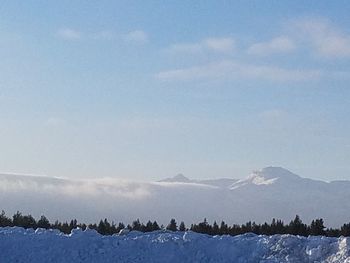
[{"xmin": 1, "ymin": 1, "xmax": 350, "ymax": 181}]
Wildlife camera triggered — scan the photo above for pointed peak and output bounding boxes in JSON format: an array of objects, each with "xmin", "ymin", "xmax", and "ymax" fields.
[
  {"xmin": 158, "ymin": 173, "xmax": 191, "ymax": 183},
  {"xmin": 172, "ymin": 173, "xmax": 190, "ymax": 182}
]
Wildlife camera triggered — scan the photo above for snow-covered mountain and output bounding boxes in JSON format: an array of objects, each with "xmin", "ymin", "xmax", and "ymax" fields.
[
  {"xmin": 230, "ymin": 166, "xmax": 300, "ymax": 188},
  {"xmin": 0, "ymin": 167, "xmax": 349, "ymax": 227}
]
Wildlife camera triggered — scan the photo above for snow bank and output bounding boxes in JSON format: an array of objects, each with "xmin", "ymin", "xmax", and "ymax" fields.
[{"xmin": 0, "ymin": 227, "xmax": 349, "ymax": 262}]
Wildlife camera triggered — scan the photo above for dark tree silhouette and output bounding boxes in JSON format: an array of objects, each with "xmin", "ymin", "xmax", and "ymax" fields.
[
  {"xmin": 309, "ymin": 218, "xmax": 325, "ymax": 236},
  {"xmin": 37, "ymin": 215, "xmax": 50, "ymax": 229},
  {"xmin": 179, "ymin": 221, "xmax": 186, "ymax": 231},
  {"xmin": 166, "ymin": 219, "xmax": 177, "ymax": 231}
]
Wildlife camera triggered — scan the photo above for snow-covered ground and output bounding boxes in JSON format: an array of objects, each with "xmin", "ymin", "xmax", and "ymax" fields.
[{"xmin": 0, "ymin": 227, "xmax": 349, "ymax": 263}]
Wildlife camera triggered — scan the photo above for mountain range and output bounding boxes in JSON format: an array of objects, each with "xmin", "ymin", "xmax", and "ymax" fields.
[{"xmin": 0, "ymin": 167, "xmax": 349, "ymax": 227}]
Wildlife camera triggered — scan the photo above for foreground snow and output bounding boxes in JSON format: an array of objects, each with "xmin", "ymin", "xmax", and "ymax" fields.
[{"xmin": 0, "ymin": 227, "xmax": 349, "ymax": 262}]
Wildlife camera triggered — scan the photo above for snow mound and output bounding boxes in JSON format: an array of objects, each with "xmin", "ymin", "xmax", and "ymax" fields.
[{"xmin": 0, "ymin": 227, "xmax": 349, "ymax": 262}]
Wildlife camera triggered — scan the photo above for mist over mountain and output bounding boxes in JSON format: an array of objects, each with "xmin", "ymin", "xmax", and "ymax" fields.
[{"xmin": 0, "ymin": 167, "xmax": 349, "ymax": 227}]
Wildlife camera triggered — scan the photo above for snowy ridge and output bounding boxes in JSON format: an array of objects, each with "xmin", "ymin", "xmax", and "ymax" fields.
[
  {"xmin": 230, "ymin": 166, "xmax": 300, "ymax": 189},
  {"xmin": 0, "ymin": 227, "xmax": 349, "ymax": 263}
]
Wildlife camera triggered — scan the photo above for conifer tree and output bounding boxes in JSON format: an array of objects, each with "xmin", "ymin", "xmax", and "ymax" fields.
[
  {"xmin": 13, "ymin": 212, "xmax": 36, "ymax": 229},
  {"xmin": 116, "ymin": 222, "xmax": 125, "ymax": 232},
  {"xmin": 309, "ymin": 218, "xmax": 325, "ymax": 236},
  {"xmin": 37, "ymin": 215, "xmax": 50, "ymax": 229},
  {"xmin": 340, "ymin": 223, "xmax": 350, "ymax": 236},
  {"xmin": 288, "ymin": 215, "xmax": 308, "ymax": 236},
  {"xmin": 166, "ymin": 219, "xmax": 177, "ymax": 231},
  {"xmin": 212, "ymin": 221, "xmax": 219, "ymax": 235},
  {"xmin": 196, "ymin": 218, "xmax": 211, "ymax": 234},
  {"xmin": 219, "ymin": 221, "xmax": 228, "ymax": 235},
  {"xmin": 179, "ymin": 221, "xmax": 186, "ymax": 231},
  {"xmin": 0, "ymin": 210, "xmax": 12, "ymax": 227},
  {"xmin": 61, "ymin": 222, "xmax": 71, "ymax": 234},
  {"xmin": 152, "ymin": 221, "xmax": 160, "ymax": 231},
  {"xmin": 69, "ymin": 219, "xmax": 78, "ymax": 230},
  {"xmin": 145, "ymin": 220, "xmax": 154, "ymax": 232},
  {"xmin": 131, "ymin": 219, "xmax": 142, "ymax": 231}
]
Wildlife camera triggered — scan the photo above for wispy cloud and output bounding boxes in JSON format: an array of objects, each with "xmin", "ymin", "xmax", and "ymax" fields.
[
  {"xmin": 166, "ymin": 37, "xmax": 235, "ymax": 54},
  {"xmin": 55, "ymin": 29, "xmax": 148, "ymax": 43},
  {"xmin": 246, "ymin": 17, "xmax": 350, "ymax": 59},
  {"xmin": 155, "ymin": 60, "xmax": 321, "ymax": 82},
  {"xmin": 290, "ymin": 18, "xmax": 350, "ymax": 58},
  {"xmin": 0, "ymin": 173, "xmax": 151, "ymax": 200},
  {"xmin": 123, "ymin": 30, "xmax": 149, "ymax": 44},
  {"xmin": 247, "ymin": 36, "xmax": 296, "ymax": 56},
  {"xmin": 56, "ymin": 28, "xmax": 82, "ymax": 40}
]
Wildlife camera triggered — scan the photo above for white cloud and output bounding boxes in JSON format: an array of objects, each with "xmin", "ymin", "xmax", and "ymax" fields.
[
  {"xmin": 166, "ymin": 37, "xmax": 235, "ymax": 54},
  {"xmin": 56, "ymin": 28, "xmax": 82, "ymax": 40},
  {"xmin": 55, "ymin": 28, "xmax": 150, "ymax": 43},
  {"xmin": 155, "ymin": 60, "xmax": 321, "ymax": 82},
  {"xmin": 0, "ymin": 173, "xmax": 150, "ymax": 200},
  {"xmin": 248, "ymin": 36, "xmax": 296, "ymax": 56},
  {"xmin": 123, "ymin": 30, "xmax": 149, "ymax": 44},
  {"xmin": 291, "ymin": 18, "xmax": 350, "ymax": 58}
]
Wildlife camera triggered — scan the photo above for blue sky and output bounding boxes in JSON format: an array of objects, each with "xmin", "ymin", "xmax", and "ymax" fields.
[{"xmin": 1, "ymin": 1, "xmax": 350, "ymax": 180}]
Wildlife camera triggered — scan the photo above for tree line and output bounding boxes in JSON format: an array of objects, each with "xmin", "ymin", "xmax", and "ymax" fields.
[{"xmin": 1, "ymin": 211, "xmax": 350, "ymax": 237}]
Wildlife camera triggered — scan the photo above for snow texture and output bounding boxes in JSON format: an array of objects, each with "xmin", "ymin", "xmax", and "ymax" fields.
[{"xmin": 0, "ymin": 227, "xmax": 349, "ymax": 263}]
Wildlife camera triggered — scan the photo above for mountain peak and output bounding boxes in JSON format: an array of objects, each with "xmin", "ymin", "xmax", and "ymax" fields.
[
  {"xmin": 173, "ymin": 173, "xmax": 190, "ymax": 182},
  {"xmin": 230, "ymin": 166, "xmax": 300, "ymax": 189},
  {"xmin": 257, "ymin": 167, "xmax": 300, "ymax": 180},
  {"xmin": 159, "ymin": 173, "xmax": 190, "ymax": 183}
]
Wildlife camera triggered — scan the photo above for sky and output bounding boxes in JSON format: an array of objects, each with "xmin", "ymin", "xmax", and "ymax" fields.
[{"xmin": 1, "ymin": 1, "xmax": 350, "ymax": 181}]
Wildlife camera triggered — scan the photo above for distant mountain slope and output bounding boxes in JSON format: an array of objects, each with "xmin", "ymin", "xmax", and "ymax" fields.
[
  {"xmin": 159, "ymin": 173, "xmax": 238, "ymax": 188},
  {"xmin": 0, "ymin": 167, "xmax": 349, "ymax": 227}
]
